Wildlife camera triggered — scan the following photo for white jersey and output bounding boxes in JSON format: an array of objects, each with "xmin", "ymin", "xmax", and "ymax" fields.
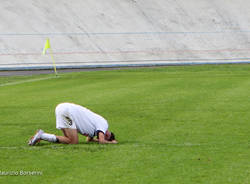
[{"xmin": 55, "ymin": 103, "xmax": 108, "ymax": 137}]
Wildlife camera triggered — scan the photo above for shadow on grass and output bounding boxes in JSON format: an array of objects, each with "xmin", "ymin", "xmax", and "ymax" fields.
[
  {"xmin": 34, "ymin": 140, "xmax": 176, "ymax": 147},
  {"xmin": 32, "ymin": 141, "xmax": 117, "ymax": 152},
  {"xmin": 26, "ymin": 140, "xmax": 192, "ymax": 152}
]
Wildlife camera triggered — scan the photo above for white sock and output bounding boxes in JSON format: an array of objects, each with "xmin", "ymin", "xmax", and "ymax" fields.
[{"xmin": 40, "ymin": 133, "xmax": 57, "ymax": 143}]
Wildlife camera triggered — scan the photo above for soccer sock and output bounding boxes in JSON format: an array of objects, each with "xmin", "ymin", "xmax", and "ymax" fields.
[{"xmin": 40, "ymin": 133, "xmax": 58, "ymax": 143}]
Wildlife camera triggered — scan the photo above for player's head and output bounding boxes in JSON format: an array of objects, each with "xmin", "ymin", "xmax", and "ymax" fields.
[
  {"xmin": 109, "ymin": 132, "xmax": 115, "ymax": 141},
  {"xmin": 105, "ymin": 130, "xmax": 116, "ymax": 141}
]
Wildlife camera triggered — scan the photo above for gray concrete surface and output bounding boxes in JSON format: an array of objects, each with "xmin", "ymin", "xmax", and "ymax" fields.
[{"xmin": 1, "ymin": 0, "xmax": 250, "ymax": 70}]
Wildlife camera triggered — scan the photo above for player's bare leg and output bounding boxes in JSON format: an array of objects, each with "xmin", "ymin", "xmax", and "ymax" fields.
[{"xmin": 56, "ymin": 128, "xmax": 78, "ymax": 144}]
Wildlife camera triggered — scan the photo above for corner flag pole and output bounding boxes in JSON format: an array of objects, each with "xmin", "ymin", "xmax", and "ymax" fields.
[{"xmin": 42, "ymin": 38, "xmax": 58, "ymax": 75}]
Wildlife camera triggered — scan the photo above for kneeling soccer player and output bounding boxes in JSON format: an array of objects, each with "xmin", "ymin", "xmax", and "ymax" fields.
[{"xmin": 28, "ymin": 102, "xmax": 118, "ymax": 145}]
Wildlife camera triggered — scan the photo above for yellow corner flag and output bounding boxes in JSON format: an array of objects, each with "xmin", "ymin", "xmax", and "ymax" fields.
[
  {"xmin": 42, "ymin": 38, "xmax": 58, "ymax": 75},
  {"xmin": 42, "ymin": 39, "xmax": 51, "ymax": 55}
]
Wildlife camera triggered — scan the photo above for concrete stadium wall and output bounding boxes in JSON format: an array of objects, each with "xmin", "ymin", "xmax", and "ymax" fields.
[{"xmin": 1, "ymin": 0, "xmax": 250, "ymax": 70}]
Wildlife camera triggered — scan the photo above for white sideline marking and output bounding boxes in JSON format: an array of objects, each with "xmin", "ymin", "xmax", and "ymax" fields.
[
  {"xmin": 0, "ymin": 146, "xmax": 65, "ymax": 150},
  {"xmin": 0, "ymin": 76, "xmax": 58, "ymax": 87}
]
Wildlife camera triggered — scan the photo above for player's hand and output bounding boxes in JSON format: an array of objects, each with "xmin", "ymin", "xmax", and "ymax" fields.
[{"xmin": 111, "ymin": 140, "xmax": 118, "ymax": 144}]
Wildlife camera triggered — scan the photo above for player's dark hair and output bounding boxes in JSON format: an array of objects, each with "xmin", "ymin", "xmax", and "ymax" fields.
[{"xmin": 109, "ymin": 132, "xmax": 115, "ymax": 141}]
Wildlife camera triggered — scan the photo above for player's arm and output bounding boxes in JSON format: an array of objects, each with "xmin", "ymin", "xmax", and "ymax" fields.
[{"xmin": 98, "ymin": 131, "xmax": 117, "ymax": 144}]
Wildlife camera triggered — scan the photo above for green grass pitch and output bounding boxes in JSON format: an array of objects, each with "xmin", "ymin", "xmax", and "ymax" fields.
[{"xmin": 0, "ymin": 64, "xmax": 249, "ymax": 184}]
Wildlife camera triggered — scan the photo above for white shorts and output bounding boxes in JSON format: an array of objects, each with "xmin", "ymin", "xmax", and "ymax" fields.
[{"xmin": 55, "ymin": 104, "xmax": 77, "ymax": 130}]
